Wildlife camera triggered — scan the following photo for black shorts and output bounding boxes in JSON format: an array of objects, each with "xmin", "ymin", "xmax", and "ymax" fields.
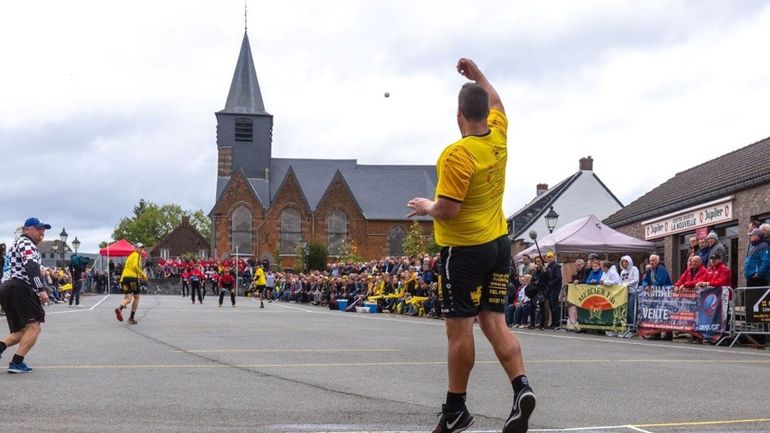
[
  {"xmin": 439, "ymin": 235, "xmax": 511, "ymax": 318},
  {"xmin": 121, "ymin": 277, "xmax": 141, "ymax": 295},
  {"xmin": 0, "ymin": 278, "xmax": 46, "ymax": 333},
  {"xmin": 255, "ymin": 284, "xmax": 265, "ymax": 294}
]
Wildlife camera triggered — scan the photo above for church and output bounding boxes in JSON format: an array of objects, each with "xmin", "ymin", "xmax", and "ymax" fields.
[{"xmin": 209, "ymin": 31, "xmax": 436, "ymax": 265}]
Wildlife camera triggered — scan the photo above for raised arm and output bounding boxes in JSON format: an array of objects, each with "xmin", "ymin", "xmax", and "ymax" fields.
[{"xmin": 456, "ymin": 58, "xmax": 504, "ymax": 113}]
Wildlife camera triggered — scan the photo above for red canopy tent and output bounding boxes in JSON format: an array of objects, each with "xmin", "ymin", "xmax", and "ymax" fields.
[{"xmin": 99, "ymin": 239, "xmax": 147, "ymax": 257}]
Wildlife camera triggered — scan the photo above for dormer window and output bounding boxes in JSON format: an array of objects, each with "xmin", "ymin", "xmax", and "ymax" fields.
[{"xmin": 235, "ymin": 118, "xmax": 253, "ymax": 142}]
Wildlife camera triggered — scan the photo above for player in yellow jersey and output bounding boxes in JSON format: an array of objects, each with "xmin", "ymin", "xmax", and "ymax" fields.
[
  {"xmin": 114, "ymin": 243, "xmax": 147, "ymax": 325},
  {"xmin": 408, "ymin": 58, "xmax": 535, "ymax": 433},
  {"xmin": 253, "ymin": 264, "xmax": 266, "ymax": 308}
]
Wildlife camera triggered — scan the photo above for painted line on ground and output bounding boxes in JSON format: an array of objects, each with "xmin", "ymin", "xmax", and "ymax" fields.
[
  {"xmin": 624, "ymin": 426, "xmax": 654, "ymax": 433},
  {"xmin": 248, "ymin": 297, "xmax": 315, "ymax": 312},
  {"xmin": 32, "ymin": 358, "xmax": 770, "ymax": 370},
  {"xmin": 175, "ymin": 348, "xmax": 402, "ymax": 353},
  {"xmin": 634, "ymin": 417, "xmax": 770, "ymax": 428},
  {"xmin": 46, "ymin": 294, "xmax": 111, "ymax": 315}
]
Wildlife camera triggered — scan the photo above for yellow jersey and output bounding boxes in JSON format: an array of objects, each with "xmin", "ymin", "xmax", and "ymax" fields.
[
  {"xmin": 433, "ymin": 108, "xmax": 508, "ymax": 247},
  {"xmin": 120, "ymin": 251, "xmax": 146, "ymax": 282},
  {"xmin": 253, "ymin": 266, "xmax": 266, "ymax": 285}
]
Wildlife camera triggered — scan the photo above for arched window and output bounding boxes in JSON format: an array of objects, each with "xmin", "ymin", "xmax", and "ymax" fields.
[
  {"xmin": 231, "ymin": 206, "xmax": 252, "ymax": 254},
  {"xmin": 388, "ymin": 225, "xmax": 406, "ymax": 256},
  {"xmin": 327, "ymin": 209, "xmax": 348, "ymax": 256},
  {"xmin": 280, "ymin": 207, "xmax": 301, "ymax": 255}
]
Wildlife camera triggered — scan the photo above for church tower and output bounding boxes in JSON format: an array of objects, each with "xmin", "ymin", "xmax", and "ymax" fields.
[{"xmin": 216, "ymin": 31, "xmax": 273, "ymax": 180}]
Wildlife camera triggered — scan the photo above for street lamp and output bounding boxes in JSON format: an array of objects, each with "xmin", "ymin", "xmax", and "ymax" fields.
[
  {"xmin": 72, "ymin": 237, "xmax": 80, "ymax": 255},
  {"xmin": 58, "ymin": 227, "xmax": 68, "ymax": 262},
  {"xmin": 544, "ymin": 207, "xmax": 559, "ymax": 234}
]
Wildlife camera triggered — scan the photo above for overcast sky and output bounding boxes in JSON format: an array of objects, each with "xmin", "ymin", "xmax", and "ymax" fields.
[{"xmin": 2, "ymin": 0, "xmax": 770, "ymax": 252}]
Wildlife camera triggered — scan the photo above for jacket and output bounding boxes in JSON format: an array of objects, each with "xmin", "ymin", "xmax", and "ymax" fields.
[
  {"xmin": 619, "ymin": 255, "xmax": 640, "ymax": 293},
  {"xmin": 702, "ymin": 263, "xmax": 732, "ymax": 287},
  {"xmin": 674, "ymin": 265, "xmax": 708, "ymax": 289},
  {"xmin": 601, "ymin": 265, "xmax": 621, "ymax": 285},
  {"xmin": 640, "ymin": 264, "xmax": 672, "ymax": 287},
  {"xmin": 545, "ymin": 262, "xmax": 563, "ymax": 292},
  {"xmin": 583, "ymin": 268, "xmax": 604, "ymax": 285},
  {"xmin": 744, "ymin": 240, "xmax": 770, "ymax": 280}
]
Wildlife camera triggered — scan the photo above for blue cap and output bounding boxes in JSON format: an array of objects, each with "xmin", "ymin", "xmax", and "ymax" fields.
[{"xmin": 24, "ymin": 217, "xmax": 51, "ymax": 229}]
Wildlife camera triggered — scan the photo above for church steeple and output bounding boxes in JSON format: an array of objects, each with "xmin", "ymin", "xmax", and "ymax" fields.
[
  {"xmin": 215, "ymin": 30, "xmax": 273, "ymax": 180},
  {"xmin": 222, "ymin": 31, "xmax": 268, "ymax": 115}
]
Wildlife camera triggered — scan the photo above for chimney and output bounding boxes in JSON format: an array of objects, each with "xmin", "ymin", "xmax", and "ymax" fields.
[
  {"xmin": 536, "ymin": 183, "xmax": 548, "ymax": 196},
  {"xmin": 579, "ymin": 156, "xmax": 593, "ymax": 171},
  {"xmin": 182, "ymin": 215, "xmax": 190, "ymax": 225}
]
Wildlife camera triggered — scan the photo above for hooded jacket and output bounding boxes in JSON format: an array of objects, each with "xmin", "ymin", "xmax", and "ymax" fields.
[
  {"xmin": 675, "ymin": 264, "xmax": 708, "ymax": 289},
  {"xmin": 619, "ymin": 255, "xmax": 640, "ymax": 293}
]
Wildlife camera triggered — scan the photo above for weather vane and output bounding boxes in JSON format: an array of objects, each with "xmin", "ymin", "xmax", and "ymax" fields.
[{"xmin": 244, "ymin": 0, "xmax": 248, "ymax": 32}]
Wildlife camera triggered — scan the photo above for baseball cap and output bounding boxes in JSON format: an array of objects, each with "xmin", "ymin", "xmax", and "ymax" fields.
[
  {"xmin": 24, "ymin": 217, "xmax": 51, "ymax": 229},
  {"xmin": 588, "ymin": 253, "xmax": 599, "ymax": 259},
  {"xmin": 545, "ymin": 251, "xmax": 555, "ymax": 258},
  {"xmin": 751, "ymin": 228, "xmax": 763, "ymax": 237},
  {"xmin": 135, "ymin": 242, "xmax": 145, "ymax": 248},
  {"xmin": 709, "ymin": 253, "xmax": 721, "ymax": 259}
]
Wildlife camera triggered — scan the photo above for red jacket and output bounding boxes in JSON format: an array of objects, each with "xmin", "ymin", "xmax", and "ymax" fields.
[
  {"xmin": 219, "ymin": 273, "xmax": 235, "ymax": 287},
  {"xmin": 675, "ymin": 265, "xmax": 708, "ymax": 288},
  {"xmin": 702, "ymin": 263, "xmax": 732, "ymax": 288}
]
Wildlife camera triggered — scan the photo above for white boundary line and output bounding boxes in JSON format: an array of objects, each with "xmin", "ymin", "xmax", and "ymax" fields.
[
  {"xmin": 625, "ymin": 426, "xmax": 655, "ymax": 433},
  {"xmin": 46, "ymin": 293, "xmax": 111, "ymax": 315}
]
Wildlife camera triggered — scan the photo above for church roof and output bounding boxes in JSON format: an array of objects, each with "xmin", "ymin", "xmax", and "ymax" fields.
[
  {"xmin": 215, "ymin": 159, "xmax": 436, "ymax": 221},
  {"xmin": 219, "ymin": 32, "xmax": 268, "ymax": 115}
]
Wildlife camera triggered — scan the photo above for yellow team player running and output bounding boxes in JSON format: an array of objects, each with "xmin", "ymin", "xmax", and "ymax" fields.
[
  {"xmin": 253, "ymin": 264, "xmax": 266, "ymax": 309},
  {"xmin": 408, "ymin": 58, "xmax": 535, "ymax": 433},
  {"xmin": 114, "ymin": 243, "xmax": 147, "ymax": 325}
]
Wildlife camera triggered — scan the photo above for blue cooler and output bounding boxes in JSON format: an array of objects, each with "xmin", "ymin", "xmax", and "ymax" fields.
[
  {"xmin": 364, "ymin": 301, "xmax": 378, "ymax": 313},
  {"xmin": 337, "ymin": 299, "xmax": 348, "ymax": 311}
]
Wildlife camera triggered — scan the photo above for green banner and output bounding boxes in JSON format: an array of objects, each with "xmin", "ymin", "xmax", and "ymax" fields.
[{"xmin": 567, "ymin": 284, "xmax": 628, "ymax": 331}]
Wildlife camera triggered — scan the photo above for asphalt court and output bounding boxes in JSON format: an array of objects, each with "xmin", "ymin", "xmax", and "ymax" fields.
[{"xmin": 1, "ymin": 294, "xmax": 768, "ymax": 433}]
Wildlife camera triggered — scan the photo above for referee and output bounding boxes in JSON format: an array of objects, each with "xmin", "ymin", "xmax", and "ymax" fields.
[
  {"xmin": 408, "ymin": 59, "xmax": 535, "ymax": 433},
  {"xmin": 0, "ymin": 217, "xmax": 51, "ymax": 374}
]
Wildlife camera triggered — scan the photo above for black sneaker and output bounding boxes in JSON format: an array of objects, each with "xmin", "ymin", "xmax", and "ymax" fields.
[
  {"xmin": 503, "ymin": 387, "xmax": 536, "ymax": 433},
  {"xmin": 432, "ymin": 404, "xmax": 474, "ymax": 433}
]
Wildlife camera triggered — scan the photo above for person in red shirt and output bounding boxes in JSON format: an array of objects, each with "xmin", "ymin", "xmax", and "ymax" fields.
[
  {"xmin": 697, "ymin": 253, "xmax": 732, "ymax": 290},
  {"xmin": 189, "ymin": 265, "xmax": 205, "ymax": 304},
  {"xmin": 180, "ymin": 269, "xmax": 190, "ymax": 298},
  {"xmin": 674, "ymin": 256, "xmax": 708, "ymax": 290},
  {"xmin": 218, "ymin": 267, "xmax": 236, "ymax": 308}
]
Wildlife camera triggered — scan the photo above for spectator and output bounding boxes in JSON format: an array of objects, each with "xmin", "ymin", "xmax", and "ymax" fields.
[
  {"xmin": 760, "ymin": 223, "xmax": 770, "ymax": 240},
  {"xmin": 518, "ymin": 254, "xmax": 533, "ymax": 277},
  {"xmin": 512, "ymin": 275, "xmax": 532, "ymax": 328},
  {"xmin": 744, "ymin": 228, "xmax": 770, "ymax": 287},
  {"xmin": 640, "ymin": 254, "xmax": 672, "ymax": 288},
  {"xmin": 528, "ymin": 256, "xmax": 548, "ymax": 329},
  {"xmin": 696, "ymin": 237, "xmax": 711, "ymax": 266},
  {"xmin": 706, "ymin": 231, "xmax": 727, "ymax": 262},
  {"xmin": 544, "ymin": 251, "xmax": 562, "ymax": 329},
  {"xmin": 600, "ymin": 260, "xmax": 621, "ymax": 285},
  {"xmin": 583, "ymin": 260, "xmax": 604, "ymax": 284},
  {"xmin": 686, "ymin": 236, "xmax": 700, "ymax": 260},
  {"xmin": 619, "ymin": 256, "xmax": 640, "ymax": 329},
  {"xmin": 674, "ymin": 256, "xmax": 707, "ymax": 290},
  {"xmin": 697, "ymin": 253, "xmax": 732, "ymax": 289}
]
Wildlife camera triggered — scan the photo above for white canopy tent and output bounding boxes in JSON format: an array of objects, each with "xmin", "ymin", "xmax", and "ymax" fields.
[{"xmin": 514, "ymin": 215, "xmax": 655, "ymax": 260}]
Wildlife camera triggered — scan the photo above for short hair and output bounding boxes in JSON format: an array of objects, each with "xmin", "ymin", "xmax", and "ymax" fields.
[
  {"xmin": 649, "ymin": 254, "xmax": 660, "ymax": 261},
  {"xmin": 458, "ymin": 83, "xmax": 490, "ymax": 121}
]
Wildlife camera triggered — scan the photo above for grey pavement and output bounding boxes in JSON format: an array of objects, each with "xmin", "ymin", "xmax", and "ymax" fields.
[{"xmin": 1, "ymin": 294, "xmax": 768, "ymax": 433}]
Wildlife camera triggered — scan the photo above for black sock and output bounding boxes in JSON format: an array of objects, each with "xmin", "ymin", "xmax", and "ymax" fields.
[
  {"xmin": 130, "ymin": 311, "xmax": 135, "ymax": 320},
  {"xmin": 512, "ymin": 375, "xmax": 530, "ymax": 393},
  {"xmin": 445, "ymin": 391, "xmax": 466, "ymax": 412},
  {"xmin": 12, "ymin": 354, "xmax": 24, "ymax": 365},
  {"xmin": 119, "ymin": 304, "xmax": 126, "ymax": 310},
  {"xmin": 0, "ymin": 341, "xmax": 6, "ymax": 354}
]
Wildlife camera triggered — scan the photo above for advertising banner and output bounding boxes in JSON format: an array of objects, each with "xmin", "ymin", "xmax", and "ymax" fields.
[
  {"xmin": 637, "ymin": 286, "xmax": 729, "ymax": 342},
  {"xmin": 745, "ymin": 287, "xmax": 770, "ymax": 323},
  {"xmin": 567, "ymin": 284, "xmax": 628, "ymax": 331}
]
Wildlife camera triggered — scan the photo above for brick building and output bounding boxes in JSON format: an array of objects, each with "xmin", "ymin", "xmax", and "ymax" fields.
[
  {"xmin": 149, "ymin": 216, "xmax": 211, "ymax": 260},
  {"xmin": 209, "ymin": 32, "xmax": 435, "ymax": 266},
  {"xmin": 604, "ymin": 136, "xmax": 770, "ymax": 287}
]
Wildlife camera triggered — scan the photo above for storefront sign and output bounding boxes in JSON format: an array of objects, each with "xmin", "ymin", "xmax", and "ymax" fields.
[{"xmin": 644, "ymin": 200, "xmax": 733, "ymax": 240}]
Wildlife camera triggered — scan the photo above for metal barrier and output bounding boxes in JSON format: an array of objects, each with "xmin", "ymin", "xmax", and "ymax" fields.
[{"xmin": 716, "ymin": 286, "xmax": 770, "ymax": 348}]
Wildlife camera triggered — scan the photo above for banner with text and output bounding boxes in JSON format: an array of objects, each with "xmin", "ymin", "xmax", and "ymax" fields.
[
  {"xmin": 637, "ymin": 286, "xmax": 729, "ymax": 342},
  {"xmin": 567, "ymin": 284, "xmax": 628, "ymax": 331},
  {"xmin": 745, "ymin": 287, "xmax": 770, "ymax": 323}
]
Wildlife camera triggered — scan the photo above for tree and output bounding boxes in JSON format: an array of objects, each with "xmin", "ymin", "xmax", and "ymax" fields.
[
  {"xmin": 402, "ymin": 220, "xmax": 427, "ymax": 258},
  {"xmin": 307, "ymin": 240, "xmax": 328, "ymax": 271},
  {"xmin": 112, "ymin": 199, "xmax": 211, "ymax": 247}
]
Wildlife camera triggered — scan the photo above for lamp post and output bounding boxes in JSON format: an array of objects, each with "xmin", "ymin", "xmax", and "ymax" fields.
[
  {"xmin": 72, "ymin": 237, "xmax": 80, "ymax": 255},
  {"xmin": 544, "ymin": 207, "xmax": 559, "ymax": 234},
  {"xmin": 59, "ymin": 227, "xmax": 68, "ymax": 262}
]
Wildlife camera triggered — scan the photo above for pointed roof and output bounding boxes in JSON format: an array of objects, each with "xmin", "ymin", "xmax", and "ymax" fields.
[
  {"xmin": 507, "ymin": 172, "xmax": 582, "ymax": 239},
  {"xmin": 220, "ymin": 31, "xmax": 268, "ymax": 115}
]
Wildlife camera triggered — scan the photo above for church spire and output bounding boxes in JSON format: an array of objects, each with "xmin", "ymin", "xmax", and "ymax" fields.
[{"xmin": 222, "ymin": 31, "xmax": 267, "ymax": 114}]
